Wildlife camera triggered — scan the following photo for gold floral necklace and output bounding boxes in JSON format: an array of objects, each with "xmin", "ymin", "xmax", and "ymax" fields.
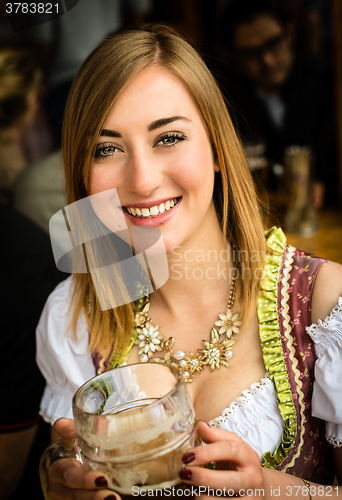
[{"xmin": 133, "ymin": 279, "xmax": 242, "ymax": 383}]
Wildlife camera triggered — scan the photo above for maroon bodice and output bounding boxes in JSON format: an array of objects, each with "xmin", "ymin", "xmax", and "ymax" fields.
[{"xmin": 268, "ymin": 244, "xmax": 334, "ymax": 482}]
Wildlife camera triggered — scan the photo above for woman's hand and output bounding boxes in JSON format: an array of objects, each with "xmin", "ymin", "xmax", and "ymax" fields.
[
  {"xmin": 45, "ymin": 418, "xmax": 119, "ymax": 500},
  {"xmin": 179, "ymin": 421, "xmax": 264, "ymax": 499}
]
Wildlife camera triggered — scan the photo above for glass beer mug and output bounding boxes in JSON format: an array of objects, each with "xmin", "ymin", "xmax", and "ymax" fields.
[{"xmin": 40, "ymin": 363, "xmax": 198, "ymax": 497}]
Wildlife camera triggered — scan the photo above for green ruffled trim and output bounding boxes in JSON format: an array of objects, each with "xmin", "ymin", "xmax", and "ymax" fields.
[
  {"xmin": 106, "ymin": 333, "xmax": 138, "ymax": 370},
  {"xmin": 258, "ymin": 227, "xmax": 297, "ymax": 469}
]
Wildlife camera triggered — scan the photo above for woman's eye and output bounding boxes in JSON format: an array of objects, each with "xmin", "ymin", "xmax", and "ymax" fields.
[
  {"xmin": 156, "ymin": 133, "xmax": 185, "ymax": 147},
  {"xmin": 94, "ymin": 143, "xmax": 121, "ymax": 158},
  {"xmin": 161, "ymin": 136, "xmax": 177, "ymax": 146}
]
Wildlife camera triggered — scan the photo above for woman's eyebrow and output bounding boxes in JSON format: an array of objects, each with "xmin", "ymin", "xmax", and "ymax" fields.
[
  {"xmin": 148, "ymin": 116, "xmax": 191, "ymax": 131},
  {"xmin": 99, "ymin": 116, "xmax": 191, "ymax": 137},
  {"xmin": 100, "ymin": 129, "xmax": 121, "ymax": 137}
]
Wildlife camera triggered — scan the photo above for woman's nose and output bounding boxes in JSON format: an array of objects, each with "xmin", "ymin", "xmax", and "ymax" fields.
[{"xmin": 125, "ymin": 150, "xmax": 163, "ymax": 197}]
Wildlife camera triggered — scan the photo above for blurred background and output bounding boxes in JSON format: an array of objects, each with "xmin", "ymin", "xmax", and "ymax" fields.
[
  {"xmin": 0, "ymin": 1, "xmax": 341, "ymax": 499},
  {"xmin": 0, "ymin": 0, "xmax": 341, "ymax": 260}
]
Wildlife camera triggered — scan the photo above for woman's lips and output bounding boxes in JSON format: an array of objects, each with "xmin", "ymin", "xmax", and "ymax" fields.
[
  {"xmin": 123, "ymin": 197, "xmax": 181, "ymax": 226},
  {"xmin": 125, "ymin": 197, "xmax": 179, "ymax": 218}
]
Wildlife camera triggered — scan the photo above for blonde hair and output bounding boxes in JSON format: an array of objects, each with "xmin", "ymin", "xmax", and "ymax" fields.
[
  {"xmin": 63, "ymin": 25, "xmax": 266, "ymax": 358},
  {"xmin": 0, "ymin": 47, "xmax": 41, "ymax": 130}
]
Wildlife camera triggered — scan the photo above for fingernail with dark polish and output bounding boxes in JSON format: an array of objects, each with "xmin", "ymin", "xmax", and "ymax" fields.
[
  {"xmin": 182, "ymin": 451, "xmax": 196, "ymax": 464},
  {"xmin": 105, "ymin": 496, "xmax": 117, "ymax": 500},
  {"xmin": 95, "ymin": 476, "xmax": 108, "ymax": 487},
  {"xmin": 197, "ymin": 419, "xmax": 211, "ymax": 427},
  {"xmin": 179, "ymin": 468, "xmax": 193, "ymax": 480}
]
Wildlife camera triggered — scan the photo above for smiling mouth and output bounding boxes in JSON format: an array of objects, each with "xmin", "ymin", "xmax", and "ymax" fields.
[{"xmin": 125, "ymin": 198, "xmax": 180, "ymax": 218}]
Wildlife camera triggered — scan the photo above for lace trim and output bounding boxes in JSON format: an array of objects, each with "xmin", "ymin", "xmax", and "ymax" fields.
[
  {"xmin": 326, "ymin": 434, "xmax": 342, "ymax": 448},
  {"xmin": 306, "ymin": 296, "xmax": 342, "ymax": 337},
  {"xmin": 209, "ymin": 375, "xmax": 273, "ymax": 426}
]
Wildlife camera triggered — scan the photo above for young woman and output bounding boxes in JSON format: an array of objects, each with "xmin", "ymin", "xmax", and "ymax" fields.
[{"xmin": 37, "ymin": 25, "xmax": 342, "ymax": 499}]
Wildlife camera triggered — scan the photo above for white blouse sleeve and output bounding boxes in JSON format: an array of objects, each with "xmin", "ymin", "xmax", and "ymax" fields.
[
  {"xmin": 306, "ymin": 296, "xmax": 342, "ymax": 447},
  {"xmin": 36, "ymin": 276, "xmax": 96, "ymax": 425}
]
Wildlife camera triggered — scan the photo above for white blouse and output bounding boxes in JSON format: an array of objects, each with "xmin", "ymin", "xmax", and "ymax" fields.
[{"xmin": 36, "ymin": 276, "xmax": 342, "ymax": 460}]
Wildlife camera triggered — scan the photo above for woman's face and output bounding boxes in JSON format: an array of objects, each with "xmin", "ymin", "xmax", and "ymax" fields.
[{"xmin": 90, "ymin": 65, "xmax": 220, "ymax": 254}]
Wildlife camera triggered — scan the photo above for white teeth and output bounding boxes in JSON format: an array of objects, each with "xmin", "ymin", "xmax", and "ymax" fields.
[
  {"xmin": 150, "ymin": 206, "xmax": 159, "ymax": 215},
  {"xmin": 127, "ymin": 198, "xmax": 179, "ymax": 218}
]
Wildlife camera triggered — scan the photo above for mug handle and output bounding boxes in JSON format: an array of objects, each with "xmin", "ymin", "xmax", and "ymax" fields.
[{"xmin": 39, "ymin": 438, "xmax": 81, "ymax": 500}]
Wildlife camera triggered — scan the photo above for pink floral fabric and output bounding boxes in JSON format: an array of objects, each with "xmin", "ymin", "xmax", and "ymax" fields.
[{"xmin": 276, "ymin": 247, "xmax": 334, "ymax": 482}]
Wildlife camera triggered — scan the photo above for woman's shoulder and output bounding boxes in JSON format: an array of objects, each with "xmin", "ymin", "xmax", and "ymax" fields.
[
  {"xmin": 37, "ymin": 274, "xmax": 88, "ymax": 353},
  {"xmin": 43, "ymin": 274, "xmax": 73, "ymax": 309},
  {"xmin": 306, "ymin": 262, "xmax": 342, "ymax": 438},
  {"xmin": 311, "ymin": 261, "xmax": 342, "ymax": 325},
  {"xmin": 37, "ymin": 275, "xmax": 79, "ymax": 338}
]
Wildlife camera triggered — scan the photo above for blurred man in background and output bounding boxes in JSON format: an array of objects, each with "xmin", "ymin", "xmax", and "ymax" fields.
[{"xmin": 215, "ymin": 0, "xmax": 337, "ymax": 208}]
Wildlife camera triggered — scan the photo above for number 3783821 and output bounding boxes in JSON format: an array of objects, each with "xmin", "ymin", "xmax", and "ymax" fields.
[{"xmin": 5, "ymin": 3, "xmax": 59, "ymax": 14}]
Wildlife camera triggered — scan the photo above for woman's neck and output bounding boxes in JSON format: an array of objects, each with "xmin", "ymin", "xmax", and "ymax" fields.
[{"xmin": 150, "ymin": 217, "xmax": 236, "ymax": 315}]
